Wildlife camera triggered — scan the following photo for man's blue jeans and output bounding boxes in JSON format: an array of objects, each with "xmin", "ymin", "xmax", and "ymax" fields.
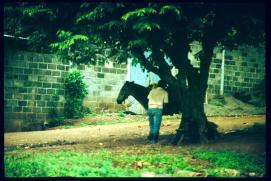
[{"xmin": 148, "ymin": 108, "xmax": 162, "ymax": 138}]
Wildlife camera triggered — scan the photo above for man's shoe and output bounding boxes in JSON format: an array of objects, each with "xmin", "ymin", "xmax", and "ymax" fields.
[
  {"xmin": 147, "ymin": 133, "xmax": 153, "ymax": 141},
  {"xmin": 153, "ymin": 133, "xmax": 159, "ymax": 143}
]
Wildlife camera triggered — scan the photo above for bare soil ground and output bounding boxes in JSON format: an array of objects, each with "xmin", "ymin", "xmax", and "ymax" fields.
[{"xmin": 4, "ymin": 115, "xmax": 266, "ymax": 156}]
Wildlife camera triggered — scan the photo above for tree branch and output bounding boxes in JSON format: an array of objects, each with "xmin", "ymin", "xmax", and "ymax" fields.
[
  {"xmin": 132, "ymin": 49, "xmax": 161, "ymax": 76},
  {"xmin": 163, "ymin": 40, "xmax": 200, "ymax": 92},
  {"xmin": 151, "ymin": 47, "xmax": 172, "ymax": 77},
  {"xmin": 199, "ymin": 10, "xmax": 220, "ymax": 97}
]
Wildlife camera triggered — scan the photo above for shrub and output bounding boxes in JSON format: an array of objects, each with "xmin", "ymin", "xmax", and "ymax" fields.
[
  {"xmin": 209, "ymin": 95, "xmax": 226, "ymax": 107},
  {"xmin": 64, "ymin": 71, "xmax": 88, "ymax": 118}
]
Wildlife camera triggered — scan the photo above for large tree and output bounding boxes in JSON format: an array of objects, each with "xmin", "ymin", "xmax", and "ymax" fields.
[{"xmin": 4, "ymin": 2, "xmax": 265, "ymax": 144}]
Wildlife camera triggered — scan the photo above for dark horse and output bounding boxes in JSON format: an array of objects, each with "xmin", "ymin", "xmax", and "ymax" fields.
[{"xmin": 116, "ymin": 81, "xmax": 179, "ymax": 115}]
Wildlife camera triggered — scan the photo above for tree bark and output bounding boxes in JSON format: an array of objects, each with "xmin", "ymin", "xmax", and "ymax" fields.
[
  {"xmin": 172, "ymin": 38, "xmax": 219, "ymax": 145},
  {"xmin": 172, "ymin": 88, "xmax": 219, "ymax": 145}
]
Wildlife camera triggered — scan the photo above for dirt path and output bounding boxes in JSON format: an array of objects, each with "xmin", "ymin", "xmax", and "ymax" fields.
[{"xmin": 4, "ymin": 115, "xmax": 265, "ymax": 155}]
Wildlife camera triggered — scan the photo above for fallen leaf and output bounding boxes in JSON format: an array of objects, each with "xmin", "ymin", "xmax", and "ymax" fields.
[
  {"xmin": 141, "ymin": 171, "xmax": 155, "ymax": 177},
  {"xmin": 174, "ymin": 170, "xmax": 207, "ymax": 177},
  {"xmin": 248, "ymin": 172, "xmax": 256, "ymax": 177},
  {"xmin": 143, "ymin": 162, "xmax": 151, "ymax": 166},
  {"xmin": 137, "ymin": 161, "xmax": 144, "ymax": 168},
  {"xmin": 219, "ymin": 168, "xmax": 241, "ymax": 177},
  {"xmin": 141, "ymin": 171, "xmax": 171, "ymax": 177}
]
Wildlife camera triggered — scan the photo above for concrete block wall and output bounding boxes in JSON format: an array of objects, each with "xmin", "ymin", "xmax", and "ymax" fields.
[
  {"xmin": 189, "ymin": 42, "xmax": 265, "ymax": 94},
  {"xmin": 4, "ymin": 49, "xmax": 69, "ymax": 131},
  {"xmin": 71, "ymin": 62, "xmax": 128, "ymax": 113},
  {"xmin": 4, "ymin": 50, "xmax": 128, "ymax": 131},
  {"xmin": 4, "ymin": 42, "xmax": 265, "ymax": 132}
]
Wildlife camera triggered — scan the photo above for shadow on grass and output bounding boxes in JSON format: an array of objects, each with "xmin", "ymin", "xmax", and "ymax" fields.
[
  {"xmin": 117, "ymin": 123, "xmax": 266, "ymax": 148},
  {"xmin": 5, "ymin": 123, "xmax": 265, "ymax": 154},
  {"xmin": 221, "ymin": 123, "xmax": 265, "ymax": 137}
]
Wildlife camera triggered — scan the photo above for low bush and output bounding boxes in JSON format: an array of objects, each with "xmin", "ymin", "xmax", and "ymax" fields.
[{"xmin": 64, "ymin": 71, "xmax": 88, "ymax": 118}]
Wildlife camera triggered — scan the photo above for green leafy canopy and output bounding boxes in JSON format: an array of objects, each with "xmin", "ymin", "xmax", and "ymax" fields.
[
  {"xmin": 4, "ymin": 3, "xmax": 264, "ymax": 64},
  {"xmin": 4, "ymin": 2, "xmax": 264, "ymax": 78}
]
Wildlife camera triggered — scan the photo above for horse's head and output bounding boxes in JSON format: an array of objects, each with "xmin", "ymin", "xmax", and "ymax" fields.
[{"xmin": 117, "ymin": 81, "xmax": 134, "ymax": 104}]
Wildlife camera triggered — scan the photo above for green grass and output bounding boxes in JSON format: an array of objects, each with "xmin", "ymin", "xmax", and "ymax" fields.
[
  {"xmin": 5, "ymin": 149, "xmax": 192, "ymax": 177},
  {"xmin": 5, "ymin": 147, "xmax": 265, "ymax": 177},
  {"xmin": 191, "ymin": 148, "xmax": 265, "ymax": 177}
]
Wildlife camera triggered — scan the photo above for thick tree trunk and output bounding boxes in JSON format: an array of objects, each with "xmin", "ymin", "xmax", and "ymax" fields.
[
  {"xmin": 171, "ymin": 33, "xmax": 220, "ymax": 145},
  {"xmin": 172, "ymin": 89, "xmax": 219, "ymax": 145},
  {"xmin": 164, "ymin": 78, "xmax": 183, "ymax": 114}
]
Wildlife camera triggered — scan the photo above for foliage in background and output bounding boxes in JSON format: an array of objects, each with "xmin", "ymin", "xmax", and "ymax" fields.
[
  {"xmin": 49, "ymin": 30, "xmax": 98, "ymax": 65},
  {"xmin": 64, "ymin": 71, "xmax": 88, "ymax": 118},
  {"xmin": 4, "ymin": 2, "xmax": 80, "ymax": 53},
  {"xmin": 4, "ymin": 3, "xmax": 264, "ymax": 65}
]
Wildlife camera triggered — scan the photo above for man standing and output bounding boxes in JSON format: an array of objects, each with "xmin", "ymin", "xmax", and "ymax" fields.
[{"xmin": 147, "ymin": 82, "xmax": 168, "ymax": 143}]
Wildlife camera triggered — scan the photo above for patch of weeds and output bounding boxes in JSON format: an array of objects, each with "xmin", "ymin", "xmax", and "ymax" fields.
[
  {"xmin": 7, "ymin": 147, "xmax": 264, "ymax": 177},
  {"xmin": 191, "ymin": 148, "xmax": 265, "ymax": 176},
  {"xmin": 5, "ymin": 147, "xmax": 25, "ymax": 153},
  {"xmin": 87, "ymin": 113, "xmax": 97, "ymax": 117},
  {"xmin": 5, "ymin": 147, "xmax": 202, "ymax": 177},
  {"xmin": 62, "ymin": 125, "xmax": 74, "ymax": 129},
  {"xmin": 79, "ymin": 123, "xmax": 90, "ymax": 127},
  {"xmin": 234, "ymin": 106, "xmax": 244, "ymax": 110},
  {"xmin": 112, "ymin": 149, "xmax": 197, "ymax": 176},
  {"xmin": 82, "ymin": 106, "xmax": 92, "ymax": 117},
  {"xmin": 4, "ymin": 149, "xmax": 140, "ymax": 177},
  {"xmin": 118, "ymin": 111, "xmax": 126, "ymax": 117},
  {"xmin": 209, "ymin": 98, "xmax": 226, "ymax": 107}
]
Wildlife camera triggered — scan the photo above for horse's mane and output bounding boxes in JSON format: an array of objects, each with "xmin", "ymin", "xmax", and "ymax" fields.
[
  {"xmin": 128, "ymin": 82, "xmax": 150, "ymax": 109},
  {"xmin": 130, "ymin": 82, "xmax": 150, "ymax": 94}
]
